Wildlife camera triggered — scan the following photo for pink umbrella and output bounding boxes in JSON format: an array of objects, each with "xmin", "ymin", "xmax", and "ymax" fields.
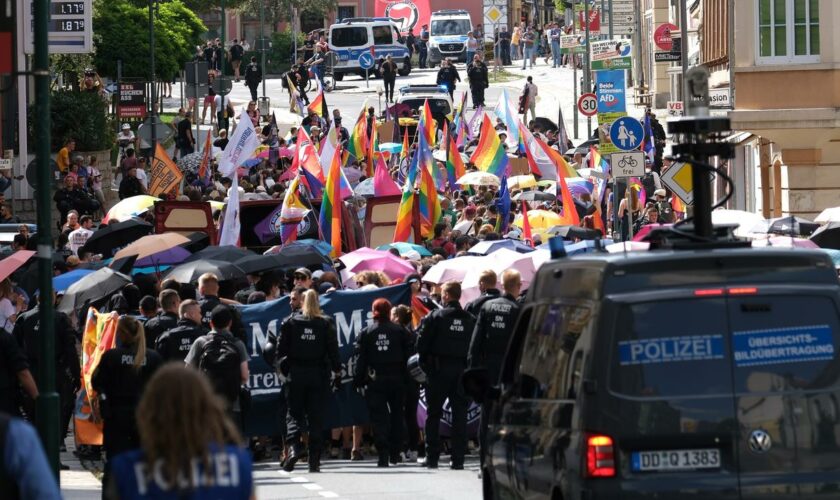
[
  {"xmin": 752, "ymin": 237, "xmax": 819, "ymax": 249},
  {"xmin": 0, "ymin": 250, "xmax": 35, "ymax": 282},
  {"xmin": 422, "ymin": 256, "xmax": 485, "ymax": 285},
  {"xmin": 461, "ymin": 249, "xmax": 536, "ymax": 304},
  {"xmin": 633, "ymin": 223, "xmax": 673, "ymax": 242},
  {"xmin": 339, "ymin": 247, "xmax": 416, "ymax": 281}
]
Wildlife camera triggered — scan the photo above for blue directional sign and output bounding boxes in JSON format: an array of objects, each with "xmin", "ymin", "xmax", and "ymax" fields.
[
  {"xmin": 358, "ymin": 52, "xmax": 375, "ymax": 70},
  {"xmin": 609, "ymin": 117, "xmax": 644, "ymax": 151}
]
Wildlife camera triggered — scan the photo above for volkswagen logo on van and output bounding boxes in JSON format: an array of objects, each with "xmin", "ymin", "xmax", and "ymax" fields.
[{"xmin": 748, "ymin": 429, "xmax": 772, "ymax": 454}]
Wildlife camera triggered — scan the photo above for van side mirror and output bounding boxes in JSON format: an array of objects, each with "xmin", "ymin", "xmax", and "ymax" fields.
[{"xmin": 462, "ymin": 367, "xmax": 494, "ymax": 402}]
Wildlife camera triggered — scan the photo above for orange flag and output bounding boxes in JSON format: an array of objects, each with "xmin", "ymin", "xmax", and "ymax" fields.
[
  {"xmin": 521, "ymin": 201, "xmax": 533, "ymax": 247},
  {"xmin": 149, "ymin": 143, "xmax": 184, "ymax": 197}
]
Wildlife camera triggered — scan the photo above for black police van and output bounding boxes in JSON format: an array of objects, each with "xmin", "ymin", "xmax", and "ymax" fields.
[{"xmin": 473, "ymin": 246, "xmax": 840, "ymax": 499}]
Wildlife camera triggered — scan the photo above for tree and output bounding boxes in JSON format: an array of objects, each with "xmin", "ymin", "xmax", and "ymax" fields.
[
  {"xmin": 92, "ymin": 0, "xmax": 206, "ymax": 80},
  {"xmin": 239, "ymin": 0, "xmax": 337, "ymax": 28},
  {"xmin": 125, "ymin": 0, "xmax": 249, "ymax": 13}
]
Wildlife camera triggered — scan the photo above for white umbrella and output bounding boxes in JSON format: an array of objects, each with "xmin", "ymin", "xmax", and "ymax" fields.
[
  {"xmin": 423, "ymin": 256, "xmax": 485, "ymax": 285},
  {"xmin": 354, "ymin": 178, "xmax": 375, "ymax": 197},
  {"xmin": 461, "ymin": 249, "xmax": 536, "ymax": 304},
  {"xmin": 456, "ymin": 171, "xmax": 500, "ymax": 186},
  {"xmin": 816, "ymin": 207, "xmax": 840, "ymax": 224},
  {"xmin": 711, "ymin": 209, "xmax": 766, "ymax": 237}
]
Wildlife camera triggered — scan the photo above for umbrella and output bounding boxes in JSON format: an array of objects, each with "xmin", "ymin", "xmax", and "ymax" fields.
[
  {"xmin": 354, "ymin": 178, "xmax": 375, "ymax": 197},
  {"xmin": 177, "ymin": 151, "xmax": 204, "ymax": 175},
  {"xmin": 456, "ymin": 171, "xmax": 500, "ymax": 186},
  {"xmin": 467, "ymin": 239, "xmax": 535, "ymax": 255},
  {"xmin": 186, "ymin": 245, "xmax": 254, "ymax": 263},
  {"xmin": 80, "ymin": 218, "xmax": 154, "ymax": 258},
  {"xmin": 752, "ymin": 237, "xmax": 819, "ymax": 249},
  {"xmin": 564, "ymin": 239, "xmax": 613, "ymax": 255},
  {"xmin": 815, "ymin": 207, "xmax": 840, "ymax": 224},
  {"xmin": 810, "ymin": 222, "xmax": 840, "ymax": 249},
  {"xmin": 423, "ymin": 256, "xmax": 485, "ymax": 285},
  {"xmin": 532, "ymin": 117, "xmax": 558, "ymax": 133},
  {"xmin": 135, "ymin": 246, "xmax": 192, "ymax": 267},
  {"xmin": 546, "ymin": 225, "xmax": 602, "ymax": 240},
  {"xmin": 461, "ymin": 248, "xmax": 537, "ymax": 304},
  {"xmin": 104, "ymin": 195, "xmax": 160, "ymax": 224},
  {"xmin": 0, "ymin": 250, "xmax": 35, "ymax": 282},
  {"xmin": 58, "ymin": 268, "xmax": 132, "ymax": 313},
  {"xmin": 566, "ymin": 178, "xmax": 595, "ymax": 197},
  {"xmin": 711, "ymin": 209, "xmax": 765, "ymax": 237},
  {"xmin": 53, "ymin": 269, "xmax": 95, "ymax": 294},
  {"xmin": 376, "ymin": 242, "xmax": 433, "ymax": 257},
  {"xmin": 339, "ymin": 247, "xmax": 415, "ymax": 281},
  {"xmin": 109, "ymin": 255, "xmax": 138, "ymax": 274},
  {"xmin": 512, "ymin": 210, "xmax": 564, "ymax": 231},
  {"xmin": 164, "ymin": 260, "xmax": 246, "ymax": 283},
  {"xmin": 235, "ymin": 254, "xmax": 290, "ymax": 275},
  {"xmin": 263, "ymin": 243, "xmax": 334, "ymax": 269},
  {"xmin": 270, "ymin": 239, "xmax": 333, "ymax": 258},
  {"xmin": 507, "ymin": 175, "xmax": 537, "ymax": 190},
  {"xmin": 513, "ymin": 191, "xmax": 556, "ymax": 202},
  {"xmin": 379, "ymin": 142, "xmax": 403, "ymax": 154},
  {"xmin": 758, "ymin": 216, "xmax": 820, "ymax": 237},
  {"xmin": 114, "ymin": 233, "xmax": 191, "ymax": 261}
]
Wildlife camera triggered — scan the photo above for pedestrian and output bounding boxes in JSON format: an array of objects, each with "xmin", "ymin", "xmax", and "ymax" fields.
[
  {"xmin": 465, "ymin": 31, "xmax": 480, "ymax": 68},
  {"xmin": 435, "ymin": 59, "xmax": 460, "ymax": 99},
  {"xmin": 185, "ymin": 305, "xmax": 250, "ymax": 422},
  {"xmin": 550, "ymin": 22, "xmax": 562, "ymax": 68},
  {"xmin": 295, "ymin": 58, "xmax": 311, "ymax": 104},
  {"xmin": 276, "ymin": 289, "xmax": 341, "ymax": 472},
  {"xmin": 353, "ymin": 298, "xmax": 413, "ymax": 467},
  {"xmin": 177, "ymin": 114, "xmax": 195, "ymax": 156},
  {"xmin": 92, "ymin": 315, "xmax": 163, "ymax": 486},
  {"xmin": 86, "ymin": 155, "xmax": 106, "ymax": 218},
  {"xmin": 143, "ymin": 289, "xmax": 180, "ymax": 347},
  {"xmin": 498, "ymin": 26, "xmax": 511, "ymax": 66},
  {"xmin": 105, "ymin": 364, "xmax": 253, "ymax": 499},
  {"xmin": 416, "ymin": 281, "xmax": 475, "ymax": 469},
  {"xmin": 467, "ymin": 54, "xmax": 489, "ymax": 108},
  {"xmin": 419, "ymin": 24, "xmax": 430, "ymax": 68},
  {"xmin": 521, "ymin": 26, "xmax": 535, "ymax": 69},
  {"xmin": 510, "ymin": 26, "xmax": 521, "ymax": 62},
  {"xmin": 244, "ymin": 56, "xmax": 262, "ymax": 102},
  {"xmin": 67, "ymin": 214, "xmax": 94, "ymax": 256},
  {"xmin": 0, "ymin": 322, "xmax": 38, "ymax": 416},
  {"xmin": 380, "ymin": 55, "xmax": 398, "ymax": 103},
  {"xmin": 202, "ymin": 87, "xmax": 216, "ymax": 126},
  {"xmin": 468, "ymin": 269, "xmax": 521, "ymax": 465},
  {"xmin": 118, "ymin": 166, "xmax": 145, "ymax": 200},
  {"xmin": 230, "ymin": 38, "xmax": 244, "ymax": 82},
  {"xmin": 521, "ymin": 76, "xmax": 538, "ymax": 124},
  {"xmin": 56, "ymin": 138, "xmax": 75, "ymax": 175},
  {"xmin": 405, "ymin": 29, "xmax": 416, "ymax": 61},
  {"xmin": 154, "ymin": 299, "xmax": 209, "ymax": 362},
  {"xmin": 0, "ymin": 412, "xmax": 61, "ymax": 499}
]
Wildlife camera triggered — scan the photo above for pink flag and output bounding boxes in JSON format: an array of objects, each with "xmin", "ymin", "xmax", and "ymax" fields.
[{"xmin": 373, "ymin": 158, "xmax": 401, "ymax": 196}]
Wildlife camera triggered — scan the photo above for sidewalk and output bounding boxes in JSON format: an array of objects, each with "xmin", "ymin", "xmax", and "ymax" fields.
[{"xmin": 60, "ymin": 435, "xmax": 102, "ymax": 500}]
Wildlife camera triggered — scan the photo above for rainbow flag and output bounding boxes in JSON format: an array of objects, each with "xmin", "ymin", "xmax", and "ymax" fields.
[
  {"xmin": 366, "ymin": 118, "xmax": 378, "ymax": 177},
  {"xmin": 521, "ymin": 201, "xmax": 533, "ymax": 247},
  {"xmin": 544, "ymin": 141, "xmax": 578, "ymax": 178},
  {"xmin": 319, "ymin": 146, "xmax": 343, "ymax": 257},
  {"xmin": 629, "ymin": 177, "xmax": 646, "ymax": 204},
  {"xmin": 557, "ymin": 175, "xmax": 581, "ymax": 226},
  {"xmin": 420, "ymin": 99, "xmax": 436, "ymax": 146},
  {"xmin": 400, "ymin": 127, "xmax": 410, "ymax": 162},
  {"xmin": 279, "ymin": 176, "xmax": 310, "ymax": 244},
  {"xmin": 394, "ymin": 134, "xmax": 422, "ymax": 242},
  {"xmin": 469, "ymin": 114, "xmax": 509, "ymax": 178},
  {"xmin": 672, "ymin": 195, "xmax": 686, "ymax": 215},
  {"xmin": 417, "ymin": 134, "xmax": 441, "ymax": 237},
  {"xmin": 307, "ymin": 77, "xmax": 328, "ymax": 119},
  {"xmin": 347, "ymin": 102, "xmax": 368, "ymax": 161},
  {"xmin": 446, "ymin": 131, "xmax": 467, "ymax": 189}
]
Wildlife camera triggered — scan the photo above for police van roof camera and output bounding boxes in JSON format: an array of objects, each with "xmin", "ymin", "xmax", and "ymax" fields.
[
  {"xmin": 428, "ymin": 10, "xmax": 472, "ymax": 66},
  {"xmin": 329, "ymin": 18, "xmax": 412, "ymax": 79}
]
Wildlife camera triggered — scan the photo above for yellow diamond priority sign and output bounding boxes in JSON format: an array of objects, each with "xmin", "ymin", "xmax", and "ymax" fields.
[
  {"xmin": 486, "ymin": 6, "xmax": 503, "ymax": 23},
  {"xmin": 661, "ymin": 161, "xmax": 694, "ymax": 204}
]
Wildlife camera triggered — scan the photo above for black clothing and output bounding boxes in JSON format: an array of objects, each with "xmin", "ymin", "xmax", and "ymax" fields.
[
  {"xmin": 467, "ymin": 62, "xmax": 489, "ymax": 107},
  {"xmin": 213, "ymin": 46, "xmax": 223, "ymax": 71},
  {"xmin": 142, "ymin": 311, "xmax": 179, "ymax": 347},
  {"xmin": 198, "ymin": 295, "xmax": 222, "ymax": 327},
  {"xmin": 295, "ymin": 66, "xmax": 310, "ymax": 104},
  {"xmin": 405, "ymin": 33, "xmax": 416, "ymax": 57},
  {"xmin": 464, "ymin": 288, "xmax": 501, "ymax": 317},
  {"xmin": 0, "ymin": 332, "xmax": 29, "ymax": 415},
  {"xmin": 155, "ymin": 318, "xmax": 208, "ymax": 362},
  {"xmin": 436, "ymin": 67, "xmax": 461, "ymax": 98},
  {"xmin": 14, "ymin": 306, "xmax": 80, "ymax": 396},
  {"xmin": 277, "ymin": 313, "xmax": 341, "ymax": 464},
  {"xmin": 54, "ymin": 186, "xmax": 99, "ymax": 222},
  {"xmin": 213, "ymin": 138, "xmax": 229, "ymax": 150},
  {"xmin": 203, "ymin": 46, "xmax": 215, "ymax": 67},
  {"xmin": 229, "ymin": 43, "xmax": 244, "ymax": 62},
  {"xmin": 176, "ymin": 119, "xmax": 193, "ymax": 152},
  {"xmin": 499, "ymin": 31, "xmax": 511, "ymax": 65},
  {"xmin": 381, "ymin": 61, "xmax": 398, "ymax": 102},
  {"xmin": 416, "ymin": 301, "xmax": 475, "ymax": 463},
  {"xmin": 234, "ymin": 285, "xmax": 256, "ymax": 305},
  {"xmin": 468, "ymin": 294, "xmax": 520, "ymax": 382},
  {"xmin": 118, "ymin": 176, "xmax": 144, "ymax": 200},
  {"xmin": 245, "ymin": 62, "xmax": 262, "ymax": 102}
]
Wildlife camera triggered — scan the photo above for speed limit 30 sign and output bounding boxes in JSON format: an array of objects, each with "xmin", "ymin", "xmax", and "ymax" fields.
[{"xmin": 578, "ymin": 93, "xmax": 598, "ymax": 117}]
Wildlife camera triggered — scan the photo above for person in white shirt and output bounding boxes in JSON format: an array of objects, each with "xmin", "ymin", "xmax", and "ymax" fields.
[
  {"xmin": 68, "ymin": 215, "xmax": 95, "ymax": 256},
  {"xmin": 135, "ymin": 159, "xmax": 149, "ymax": 190}
]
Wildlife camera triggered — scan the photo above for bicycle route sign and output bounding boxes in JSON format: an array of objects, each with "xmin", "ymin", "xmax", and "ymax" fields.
[
  {"xmin": 609, "ymin": 116, "xmax": 644, "ymax": 151},
  {"xmin": 358, "ymin": 52, "xmax": 375, "ymax": 70},
  {"xmin": 610, "ymin": 152, "xmax": 645, "ymax": 178}
]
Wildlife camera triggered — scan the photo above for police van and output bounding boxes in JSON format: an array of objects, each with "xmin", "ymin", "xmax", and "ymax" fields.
[
  {"xmin": 328, "ymin": 18, "xmax": 412, "ymax": 80},
  {"xmin": 468, "ymin": 241, "xmax": 840, "ymax": 499},
  {"xmin": 428, "ymin": 9, "xmax": 473, "ymax": 66}
]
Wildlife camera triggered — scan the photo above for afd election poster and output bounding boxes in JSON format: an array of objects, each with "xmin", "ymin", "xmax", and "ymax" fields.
[
  {"xmin": 595, "ymin": 70, "xmax": 626, "ymax": 114},
  {"xmin": 239, "ymin": 284, "xmax": 411, "ymax": 436}
]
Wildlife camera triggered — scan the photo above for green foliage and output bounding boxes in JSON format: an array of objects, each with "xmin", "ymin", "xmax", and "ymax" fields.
[
  {"xmin": 125, "ymin": 0, "xmax": 248, "ymax": 13},
  {"xmin": 240, "ymin": 0, "xmax": 338, "ymax": 25},
  {"xmin": 33, "ymin": 90, "xmax": 115, "ymax": 152},
  {"xmin": 267, "ymin": 29, "xmax": 304, "ymax": 73},
  {"xmin": 92, "ymin": 0, "xmax": 206, "ymax": 80}
]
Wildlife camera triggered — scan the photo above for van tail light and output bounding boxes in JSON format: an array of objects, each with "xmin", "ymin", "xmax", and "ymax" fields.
[
  {"xmin": 728, "ymin": 287, "xmax": 758, "ymax": 295},
  {"xmin": 585, "ymin": 434, "xmax": 616, "ymax": 478},
  {"xmin": 694, "ymin": 288, "xmax": 724, "ymax": 297},
  {"xmin": 693, "ymin": 287, "xmax": 759, "ymax": 297}
]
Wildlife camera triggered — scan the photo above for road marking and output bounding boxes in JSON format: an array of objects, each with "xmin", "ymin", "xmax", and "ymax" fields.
[
  {"xmin": 303, "ymin": 483, "xmax": 323, "ymax": 491},
  {"xmin": 290, "ymin": 476, "xmax": 310, "ymax": 483},
  {"xmin": 319, "ymin": 492, "xmax": 340, "ymax": 498}
]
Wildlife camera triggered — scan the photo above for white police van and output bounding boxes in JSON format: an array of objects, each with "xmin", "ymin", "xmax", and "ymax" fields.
[
  {"xmin": 328, "ymin": 18, "xmax": 412, "ymax": 80},
  {"xmin": 428, "ymin": 9, "xmax": 473, "ymax": 67}
]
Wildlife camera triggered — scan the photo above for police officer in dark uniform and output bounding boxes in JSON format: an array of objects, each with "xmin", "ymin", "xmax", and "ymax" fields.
[
  {"xmin": 467, "ymin": 54, "xmax": 489, "ymax": 108},
  {"xmin": 464, "ymin": 270, "xmax": 501, "ymax": 317},
  {"xmin": 468, "ymin": 269, "xmax": 522, "ymax": 466},
  {"xmin": 275, "ymin": 289, "xmax": 341, "ymax": 473},
  {"xmin": 435, "ymin": 59, "xmax": 461, "ymax": 99},
  {"xmin": 353, "ymin": 299, "xmax": 414, "ymax": 467},
  {"xmin": 142, "ymin": 289, "xmax": 180, "ymax": 347},
  {"xmin": 197, "ymin": 273, "xmax": 222, "ymax": 326},
  {"xmin": 416, "ymin": 281, "xmax": 475, "ymax": 469},
  {"xmin": 154, "ymin": 299, "xmax": 208, "ymax": 362}
]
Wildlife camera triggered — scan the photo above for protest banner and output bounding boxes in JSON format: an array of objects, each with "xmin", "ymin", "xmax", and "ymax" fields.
[{"xmin": 148, "ymin": 143, "xmax": 184, "ymax": 197}]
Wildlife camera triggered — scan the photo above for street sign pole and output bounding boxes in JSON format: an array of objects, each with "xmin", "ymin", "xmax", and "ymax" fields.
[
  {"xmin": 34, "ymin": 0, "xmax": 59, "ymax": 477},
  {"xmin": 583, "ymin": 0, "xmax": 591, "ymax": 138},
  {"xmin": 148, "ymin": 0, "xmax": 157, "ymax": 154},
  {"xmin": 260, "ymin": 0, "xmax": 266, "ymax": 99},
  {"xmin": 194, "ymin": 63, "xmax": 200, "ymax": 153},
  {"xmin": 221, "ymin": 0, "xmax": 226, "ymax": 131},
  {"xmin": 573, "ymin": 61, "xmax": 578, "ymax": 139},
  {"xmin": 679, "ymin": 0, "xmax": 689, "ymax": 103},
  {"xmin": 634, "ymin": 0, "xmax": 644, "ymax": 89},
  {"xmin": 608, "ymin": 0, "xmax": 614, "ymax": 38},
  {"xmin": 366, "ymin": 68, "xmax": 369, "ymax": 88}
]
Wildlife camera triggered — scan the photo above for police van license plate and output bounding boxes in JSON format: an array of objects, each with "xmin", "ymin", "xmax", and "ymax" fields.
[{"xmin": 631, "ymin": 449, "xmax": 720, "ymax": 472}]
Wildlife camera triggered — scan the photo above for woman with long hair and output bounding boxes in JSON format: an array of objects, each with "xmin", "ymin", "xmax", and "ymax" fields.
[
  {"xmin": 0, "ymin": 278, "xmax": 19, "ymax": 334},
  {"xmin": 276, "ymin": 289, "xmax": 341, "ymax": 472},
  {"xmin": 92, "ymin": 315, "xmax": 163, "ymax": 484},
  {"xmin": 617, "ymin": 185, "xmax": 644, "ymax": 241},
  {"xmin": 106, "ymin": 364, "xmax": 254, "ymax": 499}
]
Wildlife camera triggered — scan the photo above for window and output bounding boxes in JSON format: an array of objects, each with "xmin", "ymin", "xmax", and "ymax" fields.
[
  {"xmin": 372, "ymin": 25, "xmax": 392, "ymax": 45},
  {"xmin": 757, "ymin": 0, "xmax": 819, "ymax": 63},
  {"xmin": 331, "ymin": 27, "xmax": 367, "ymax": 47},
  {"xmin": 337, "ymin": 5, "xmax": 355, "ymax": 22}
]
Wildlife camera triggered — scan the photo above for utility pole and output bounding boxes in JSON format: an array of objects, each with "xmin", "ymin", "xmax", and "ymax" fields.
[
  {"xmin": 583, "ymin": 0, "xmax": 591, "ymax": 138},
  {"xmin": 33, "ymin": 0, "xmax": 59, "ymax": 476},
  {"xmin": 608, "ymin": 0, "xmax": 613, "ymax": 38},
  {"xmin": 679, "ymin": 0, "xmax": 689, "ymax": 102},
  {"xmin": 149, "ymin": 0, "xmax": 157, "ymax": 153},
  {"xmin": 220, "ymin": 0, "xmax": 226, "ymax": 125},
  {"xmin": 634, "ymin": 0, "xmax": 644, "ymax": 89},
  {"xmin": 260, "ymin": 0, "xmax": 267, "ymax": 99}
]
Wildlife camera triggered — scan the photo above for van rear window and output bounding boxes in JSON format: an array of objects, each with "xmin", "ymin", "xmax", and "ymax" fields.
[
  {"xmin": 332, "ymin": 27, "xmax": 367, "ymax": 47},
  {"xmin": 610, "ymin": 299, "xmax": 734, "ymax": 398}
]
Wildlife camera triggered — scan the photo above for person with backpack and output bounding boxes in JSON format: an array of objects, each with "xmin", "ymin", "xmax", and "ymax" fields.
[
  {"xmin": 640, "ymin": 158, "xmax": 663, "ymax": 198},
  {"xmin": 184, "ymin": 305, "xmax": 249, "ymax": 422},
  {"xmin": 275, "ymin": 290, "xmax": 341, "ymax": 473},
  {"xmin": 652, "ymin": 188, "xmax": 676, "ymax": 223},
  {"xmin": 92, "ymin": 315, "xmax": 163, "ymax": 487}
]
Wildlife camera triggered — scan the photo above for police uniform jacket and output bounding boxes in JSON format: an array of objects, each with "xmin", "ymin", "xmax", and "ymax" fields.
[
  {"xmin": 468, "ymin": 294, "xmax": 521, "ymax": 379},
  {"xmin": 436, "ymin": 67, "xmax": 461, "ymax": 88},
  {"xmin": 417, "ymin": 301, "xmax": 475, "ymax": 365},
  {"xmin": 13, "ymin": 306, "xmax": 80, "ymax": 390},
  {"xmin": 154, "ymin": 318, "xmax": 209, "ymax": 362},
  {"xmin": 354, "ymin": 320, "xmax": 413, "ymax": 385},
  {"xmin": 277, "ymin": 312, "xmax": 341, "ymax": 373},
  {"xmin": 198, "ymin": 295, "xmax": 222, "ymax": 325},
  {"xmin": 142, "ymin": 311, "xmax": 179, "ymax": 346},
  {"xmin": 465, "ymin": 288, "xmax": 501, "ymax": 317},
  {"xmin": 467, "ymin": 62, "xmax": 489, "ymax": 88}
]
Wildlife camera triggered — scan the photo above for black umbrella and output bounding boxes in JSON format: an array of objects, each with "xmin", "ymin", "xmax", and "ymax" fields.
[
  {"xmin": 58, "ymin": 268, "xmax": 132, "ymax": 314},
  {"xmin": 513, "ymin": 191, "xmax": 556, "ymax": 202},
  {"xmin": 80, "ymin": 218, "xmax": 154, "ymax": 258},
  {"xmin": 547, "ymin": 225, "xmax": 602, "ymax": 240},
  {"xmin": 533, "ymin": 117, "xmax": 558, "ymax": 133},
  {"xmin": 109, "ymin": 255, "xmax": 138, "ymax": 274},
  {"xmin": 235, "ymin": 254, "xmax": 289, "ymax": 275},
  {"xmin": 177, "ymin": 151, "xmax": 204, "ymax": 175},
  {"xmin": 181, "ymin": 232, "xmax": 211, "ymax": 253},
  {"xmin": 269, "ymin": 244, "xmax": 334, "ymax": 270},
  {"xmin": 164, "ymin": 259, "xmax": 246, "ymax": 283},
  {"xmin": 185, "ymin": 245, "xmax": 254, "ymax": 263},
  {"xmin": 767, "ymin": 216, "xmax": 820, "ymax": 237},
  {"xmin": 810, "ymin": 222, "xmax": 840, "ymax": 249}
]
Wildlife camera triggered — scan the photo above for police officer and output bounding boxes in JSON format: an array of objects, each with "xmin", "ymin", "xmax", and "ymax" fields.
[
  {"xmin": 435, "ymin": 59, "xmax": 461, "ymax": 99},
  {"xmin": 197, "ymin": 273, "xmax": 222, "ymax": 326},
  {"xmin": 467, "ymin": 54, "xmax": 489, "ymax": 108},
  {"xmin": 142, "ymin": 289, "xmax": 180, "ymax": 347},
  {"xmin": 419, "ymin": 24, "xmax": 430, "ymax": 68},
  {"xmin": 468, "ymin": 269, "xmax": 521, "ymax": 466},
  {"xmin": 275, "ymin": 289, "xmax": 341, "ymax": 473},
  {"xmin": 353, "ymin": 299, "xmax": 413, "ymax": 467},
  {"xmin": 464, "ymin": 269, "xmax": 501, "ymax": 317},
  {"xmin": 154, "ymin": 299, "xmax": 208, "ymax": 362},
  {"xmin": 416, "ymin": 281, "xmax": 475, "ymax": 469}
]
